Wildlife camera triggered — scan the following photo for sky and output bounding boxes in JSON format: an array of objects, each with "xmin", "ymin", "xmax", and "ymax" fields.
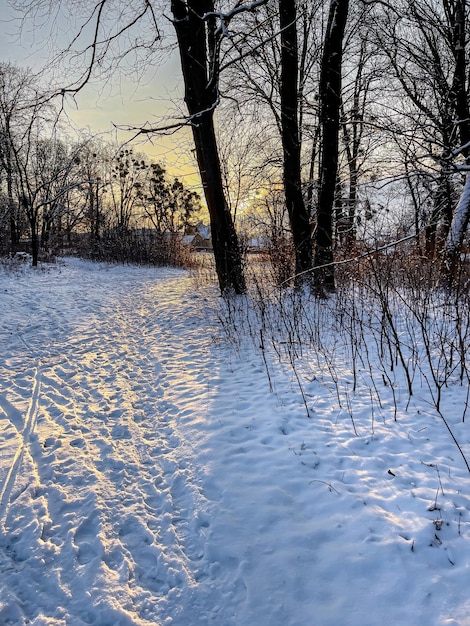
[{"xmin": 0, "ymin": 0, "xmax": 200, "ymax": 185}]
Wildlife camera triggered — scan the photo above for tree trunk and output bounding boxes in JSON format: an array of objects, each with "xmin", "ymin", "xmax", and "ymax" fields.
[
  {"xmin": 31, "ymin": 226, "xmax": 39, "ymax": 267},
  {"xmin": 314, "ymin": 0, "xmax": 349, "ymax": 294},
  {"xmin": 441, "ymin": 0, "xmax": 470, "ymax": 281},
  {"xmin": 5, "ymin": 126, "xmax": 19, "ymax": 247},
  {"xmin": 443, "ymin": 172, "xmax": 470, "ymax": 284},
  {"xmin": 426, "ymin": 169, "xmax": 454, "ymax": 258},
  {"xmin": 448, "ymin": 0, "xmax": 470, "ymax": 161},
  {"xmin": 171, "ymin": 0, "xmax": 246, "ymax": 295},
  {"xmin": 279, "ymin": 0, "xmax": 313, "ymax": 286},
  {"xmin": 192, "ymin": 117, "xmax": 246, "ymax": 293},
  {"xmin": 29, "ymin": 207, "xmax": 39, "ymax": 267}
]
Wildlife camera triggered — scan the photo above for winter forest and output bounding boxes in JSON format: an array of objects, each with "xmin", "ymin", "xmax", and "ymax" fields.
[
  {"xmin": 1, "ymin": 0, "xmax": 470, "ymax": 625},
  {"xmin": 0, "ymin": 0, "xmax": 469, "ymax": 287}
]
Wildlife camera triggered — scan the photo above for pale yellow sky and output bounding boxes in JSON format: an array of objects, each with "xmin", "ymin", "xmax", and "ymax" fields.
[{"xmin": 0, "ymin": 0, "xmax": 200, "ymax": 187}]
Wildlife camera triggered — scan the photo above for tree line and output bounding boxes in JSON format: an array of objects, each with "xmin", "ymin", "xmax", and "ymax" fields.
[
  {"xmin": 0, "ymin": 64, "xmax": 202, "ymax": 266},
  {"xmin": 4, "ymin": 0, "xmax": 470, "ymax": 293}
]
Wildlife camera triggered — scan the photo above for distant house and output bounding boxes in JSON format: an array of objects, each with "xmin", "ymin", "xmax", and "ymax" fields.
[
  {"xmin": 184, "ymin": 222, "xmax": 212, "ymax": 250},
  {"xmin": 247, "ymin": 237, "xmax": 270, "ymax": 253}
]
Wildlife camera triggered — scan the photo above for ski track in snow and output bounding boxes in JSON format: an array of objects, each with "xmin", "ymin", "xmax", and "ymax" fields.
[
  {"xmin": 0, "ymin": 262, "xmax": 233, "ymax": 625},
  {"xmin": 0, "ymin": 363, "xmax": 42, "ymax": 526}
]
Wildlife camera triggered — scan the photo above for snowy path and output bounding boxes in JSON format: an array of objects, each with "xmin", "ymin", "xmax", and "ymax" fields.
[
  {"xmin": 1, "ymin": 258, "xmax": 470, "ymax": 626},
  {"xmin": 0, "ymin": 262, "xmax": 229, "ymax": 625}
]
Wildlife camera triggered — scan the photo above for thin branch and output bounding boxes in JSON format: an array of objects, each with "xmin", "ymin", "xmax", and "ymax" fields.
[
  {"xmin": 51, "ymin": 0, "xmax": 160, "ymax": 97},
  {"xmin": 202, "ymin": 0, "xmax": 269, "ymax": 37}
]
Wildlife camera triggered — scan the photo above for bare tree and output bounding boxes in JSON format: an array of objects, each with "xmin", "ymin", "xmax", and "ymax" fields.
[
  {"xmin": 370, "ymin": 0, "xmax": 470, "ymax": 258},
  {"xmin": 314, "ymin": 0, "xmax": 349, "ymax": 294},
  {"xmin": 107, "ymin": 149, "xmax": 149, "ymax": 231},
  {"xmin": 278, "ymin": 0, "xmax": 314, "ymax": 285},
  {"xmin": 213, "ymin": 0, "xmax": 326, "ymax": 285},
  {"xmin": 13, "ymin": 133, "xmax": 85, "ymax": 265},
  {"xmin": 338, "ymin": 9, "xmax": 384, "ymax": 249},
  {"xmin": 0, "ymin": 63, "xmax": 34, "ymax": 248},
  {"xmin": 0, "ymin": 65, "xmax": 55, "ymax": 264},
  {"xmin": 142, "ymin": 162, "xmax": 201, "ymax": 233},
  {"xmin": 75, "ymin": 140, "xmax": 110, "ymax": 246},
  {"xmin": 170, "ymin": 0, "xmax": 250, "ymax": 294}
]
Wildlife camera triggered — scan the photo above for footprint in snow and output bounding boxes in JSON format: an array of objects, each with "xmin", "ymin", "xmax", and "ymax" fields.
[
  {"xmin": 74, "ymin": 512, "xmax": 103, "ymax": 565},
  {"xmin": 118, "ymin": 516, "xmax": 170, "ymax": 592}
]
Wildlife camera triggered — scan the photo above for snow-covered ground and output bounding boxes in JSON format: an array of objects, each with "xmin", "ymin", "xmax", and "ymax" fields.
[{"xmin": 0, "ymin": 256, "xmax": 469, "ymax": 626}]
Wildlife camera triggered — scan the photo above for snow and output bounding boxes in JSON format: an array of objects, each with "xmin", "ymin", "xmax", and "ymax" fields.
[{"xmin": 0, "ymin": 256, "xmax": 470, "ymax": 625}]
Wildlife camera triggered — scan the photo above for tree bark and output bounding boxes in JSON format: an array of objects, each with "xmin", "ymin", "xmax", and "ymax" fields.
[
  {"xmin": 279, "ymin": 0, "xmax": 313, "ymax": 286},
  {"xmin": 314, "ymin": 0, "xmax": 349, "ymax": 294},
  {"xmin": 171, "ymin": 0, "xmax": 246, "ymax": 295},
  {"xmin": 443, "ymin": 172, "xmax": 470, "ymax": 283},
  {"xmin": 448, "ymin": 0, "xmax": 470, "ymax": 160},
  {"xmin": 441, "ymin": 0, "xmax": 470, "ymax": 279}
]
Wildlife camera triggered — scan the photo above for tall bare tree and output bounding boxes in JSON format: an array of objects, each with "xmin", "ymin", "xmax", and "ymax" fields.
[
  {"xmin": 314, "ymin": 0, "xmax": 349, "ymax": 294},
  {"xmin": 171, "ymin": 0, "xmax": 248, "ymax": 294},
  {"xmin": 0, "ymin": 64, "xmax": 32, "ymax": 248},
  {"xmin": 279, "ymin": 0, "xmax": 314, "ymax": 285}
]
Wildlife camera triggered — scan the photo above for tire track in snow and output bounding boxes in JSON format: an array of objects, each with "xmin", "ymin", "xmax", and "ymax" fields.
[{"xmin": 0, "ymin": 363, "xmax": 42, "ymax": 527}]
